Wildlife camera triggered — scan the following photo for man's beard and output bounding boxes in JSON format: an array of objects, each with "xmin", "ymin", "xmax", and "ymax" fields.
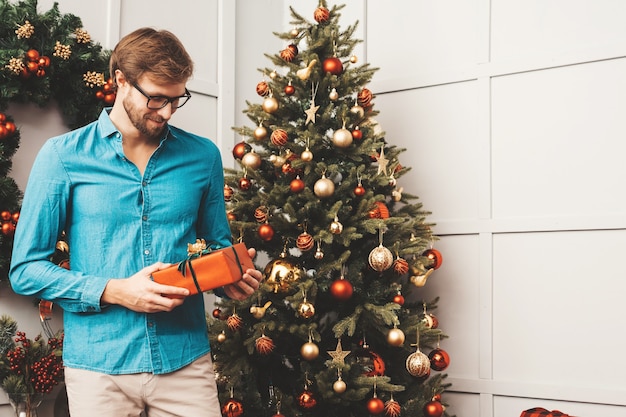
[{"xmin": 123, "ymin": 96, "xmax": 165, "ymax": 141}]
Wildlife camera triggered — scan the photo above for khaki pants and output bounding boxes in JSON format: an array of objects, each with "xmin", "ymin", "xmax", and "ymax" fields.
[{"xmin": 64, "ymin": 354, "xmax": 221, "ymax": 417}]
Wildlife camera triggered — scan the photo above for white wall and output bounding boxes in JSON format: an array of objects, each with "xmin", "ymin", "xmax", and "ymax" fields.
[{"xmin": 2, "ymin": 0, "xmax": 626, "ymax": 416}]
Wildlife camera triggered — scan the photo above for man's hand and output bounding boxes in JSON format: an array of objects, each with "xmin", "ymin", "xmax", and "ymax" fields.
[
  {"xmin": 222, "ymin": 247, "xmax": 264, "ymax": 300},
  {"xmin": 101, "ymin": 263, "xmax": 190, "ymax": 313}
]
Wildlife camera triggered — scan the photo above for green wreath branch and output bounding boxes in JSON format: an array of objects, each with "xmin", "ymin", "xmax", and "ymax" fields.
[{"xmin": 0, "ymin": 0, "xmax": 112, "ymax": 282}]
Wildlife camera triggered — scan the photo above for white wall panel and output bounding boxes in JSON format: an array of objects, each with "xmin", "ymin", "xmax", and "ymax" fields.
[
  {"xmin": 491, "ymin": 0, "xmax": 626, "ymax": 62},
  {"xmin": 493, "ymin": 230, "xmax": 626, "ymax": 390},
  {"xmin": 367, "ymin": 0, "xmax": 480, "ymax": 82},
  {"xmin": 376, "ymin": 82, "xmax": 481, "ymax": 223},
  {"xmin": 492, "ymin": 58, "xmax": 626, "ymax": 219}
]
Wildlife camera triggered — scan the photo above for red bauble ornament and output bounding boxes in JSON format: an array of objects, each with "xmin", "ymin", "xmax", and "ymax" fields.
[
  {"xmin": 423, "ymin": 400, "xmax": 444, "ymax": 417},
  {"xmin": 212, "ymin": 308, "xmax": 222, "ymax": 318},
  {"xmin": 258, "ymin": 223, "xmax": 275, "ymax": 241},
  {"xmin": 423, "ymin": 248, "xmax": 443, "ymax": 269},
  {"xmin": 1, "ymin": 222, "xmax": 15, "ymax": 236},
  {"xmin": 221, "ymin": 399, "xmax": 244, "ymax": 417},
  {"xmin": 226, "ymin": 211, "xmax": 237, "ymax": 221},
  {"xmin": 313, "ymin": 6, "xmax": 330, "ymax": 23},
  {"xmin": 330, "ymin": 278, "xmax": 353, "ymax": 301},
  {"xmin": 238, "ymin": 177, "xmax": 251, "ymax": 190},
  {"xmin": 232, "ymin": 141, "xmax": 250, "ymax": 160},
  {"xmin": 284, "ymin": 82, "xmax": 295, "ymax": 96},
  {"xmin": 290, "ymin": 176, "xmax": 305, "ymax": 193},
  {"xmin": 25, "ymin": 49, "xmax": 40, "ymax": 62},
  {"xmin": 256, "ymin": 80, "xmax": 270, "ymax": 96},
  {"xmin": 384, "ymin": 399, "xmax": 402, "ymax": 417},
  {"xmin": 255, "ymin": 335, "xmax": 275, "ymax": 355},
  {"xmin": 226, "ymin": 314, "xmax": 243, "ymax": 331},
  {"xmin": 367, "ymin": 397, "xmax": 385, "ymax": 415},
  {"xmin": 354, "ymin": 184, "xmax": 365, "ymax": 196},
  {"xmin": 296, "ymin": 232, "xmax": 314, "ymax": 251},
  {"xmin": 392, "ymin": 257, "xmax": 409, "ymax": 275},
  {"xmin": 271, "ymin": 128, "xmax": 289, "ymax": 146},
  {"xmin": 280, "ymin": 45, "xmax": 298, "ymax": 62},
  {"xmin": 323, "ymin": 57, "xmax": 343, "ymax": 75},
  {"xmin": 368, "ymin": 201, "xmax": 390, "ymax": 219},
  {"xmin": 357, "ymin": 88, "xmax": 373, "ymax": 108},
  {"xmin": 357, "ymin": 347, "xmax": 386, "ymax": 377},
  {"xmin": 351, "ymin": 126, "xmax": 363, "ymax": 140},
  {"xmin": 392, "ymin": 293, "xmax": 405, "ymax": 306},
  {"xmin": 4, "ymin": 121, "xmax": 15, "ymax": 135},
  {"xmin": 298, "ymin": 390, "xmax": 317, "ymax": 409},
  {"xmin": 429, "ymin": 348, "xmax": 450, "ymax": 371},
  {"xmin": 224, "ymin": 184, "xmax": 234, "ymax": 202}
]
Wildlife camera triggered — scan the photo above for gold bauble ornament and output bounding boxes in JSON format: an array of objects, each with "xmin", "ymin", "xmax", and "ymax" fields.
[
  {"xmin": 368, "ymin": 245, "xmax": 393, "ymax": 272},
  {"xmin": 332, "ymin": 127, "xmax": 353, "ymax": 148},
  {"xmin": 254, "ymin": 124, "xmax": 268, "ymax": 140},
  {"xmin": 329, "ymin": 88, "xmax": 339, "ymax": 101},
  {"xmin": 300, "ymin": 341, "xmax": 320, "ymax": 360},
  {"xmin": 350, "ymin": 55, "xmax": 358, "ymax": 64},
  {"xmin": 298, "ymin": 299, "xmax": 315, "ymax": 319},
  {"xmin": 406, "ymin": 349, "xmax": 430, "ymax": 377},
  {"xmin": 217, "ymin": 331, "xmax": 227, "ymax": 343},
  {"xmin": 333, "ymin": 376, "xmax": 347, "ymax": 394},
  {"xmin": 241, "ymin": 151, "xmax": 262, "ymax": 170},
  {"xmin": 314, "ymin": 174, "xmax": 335, "ymax": 198},
  {"xmin": 329, "ymin": 216, "xmax": 343, "ymax": 234},
  {"xmin": 350, "ymin": 104, "xmax": 365, "ymax": 119},
  {"xmin": 301, "ymin": 147, "xmax": 313, "ymax": 162},
  {"xmin": 262, "ymin": 94, "xmax": 279, "ymax": 113},
  {"xmin": 263, "ymin": 258, "xmax": 303, "ymax": 293},
  {"xmin": 387, "ymin": 328, "xmax": 405, "ymax": 347}
]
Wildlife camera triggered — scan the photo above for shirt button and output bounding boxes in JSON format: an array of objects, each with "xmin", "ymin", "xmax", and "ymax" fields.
[
  {"xmin": 142, "ymin": 181, "xmax": 147, "ymax": 187},
  {"xmin": 147, "ymin": 322, "xmax": 154, "ymax": 328},
  {"xmin": 142, "ymin": 215, "xmax": 148, "ymax": 221},
  {"xmin": 144, "ymin": 249, "xmax": 150, "ymax": 255}
]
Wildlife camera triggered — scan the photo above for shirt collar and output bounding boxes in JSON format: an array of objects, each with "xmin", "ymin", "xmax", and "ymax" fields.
[{"xmin": 97, "ymin": 107, "xmax": 177, "ymax": 142}]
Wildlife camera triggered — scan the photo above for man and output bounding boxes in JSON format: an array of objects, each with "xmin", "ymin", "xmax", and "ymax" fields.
[{"xmin": 9, "ymin": 28, "xmax": 262, "ymax": 417}]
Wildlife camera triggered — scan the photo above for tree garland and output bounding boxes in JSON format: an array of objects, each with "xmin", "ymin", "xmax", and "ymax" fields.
[{"xmin": 0, "ymin": 0, "xmax": 113, "ymax": 282}]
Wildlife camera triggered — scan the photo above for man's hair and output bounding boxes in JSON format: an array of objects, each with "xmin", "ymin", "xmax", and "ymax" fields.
[{"xmin": 109, "ymin": 27, "xmax": 194, "ymax": 85}]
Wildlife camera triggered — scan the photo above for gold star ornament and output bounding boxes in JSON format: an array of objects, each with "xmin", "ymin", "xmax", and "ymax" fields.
[{"xmin": 328, "ymin": 338, "xmax": 351, "ymax": 366}]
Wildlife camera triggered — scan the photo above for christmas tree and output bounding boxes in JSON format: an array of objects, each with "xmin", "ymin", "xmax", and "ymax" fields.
[{"xmin": 209, "ymin": 2, "xmax": 452, "ymax": 417}]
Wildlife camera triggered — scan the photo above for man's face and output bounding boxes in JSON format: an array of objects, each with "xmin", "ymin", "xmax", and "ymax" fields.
[{"xmin": 122, "ymin": 75, "xmax": 187, "ymax": 140}]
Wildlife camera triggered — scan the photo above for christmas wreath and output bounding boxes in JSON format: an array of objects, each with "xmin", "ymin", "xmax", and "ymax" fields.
[{"xmin": 0, "ymin": 0, "xmax": 113, "ymax": 282}]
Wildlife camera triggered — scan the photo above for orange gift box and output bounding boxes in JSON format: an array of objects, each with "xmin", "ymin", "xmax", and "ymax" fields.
[{"xmin": 152, "ymin": 242, "xmax": 254, "ymax": 298}]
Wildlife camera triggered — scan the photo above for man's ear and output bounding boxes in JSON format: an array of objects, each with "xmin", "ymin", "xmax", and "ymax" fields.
[{"xmin": 114, "ymin": 69, "xmax": 127, "ymax": 88}]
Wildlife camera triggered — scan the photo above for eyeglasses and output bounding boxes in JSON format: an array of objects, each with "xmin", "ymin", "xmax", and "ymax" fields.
[{"xmin": 132, "ymin": 83, "xmax": 191, "ymax": 110}]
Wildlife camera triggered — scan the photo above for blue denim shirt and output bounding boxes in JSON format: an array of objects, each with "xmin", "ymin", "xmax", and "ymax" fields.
[{"xmin": 10, "ymin": 109, "xmax": 232, "ymax": 375}]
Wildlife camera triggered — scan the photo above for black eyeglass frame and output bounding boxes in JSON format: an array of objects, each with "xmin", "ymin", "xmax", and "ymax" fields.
[{"xmin": 132, "ymin": 83, "xmax": 192, "ymax": 110}]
